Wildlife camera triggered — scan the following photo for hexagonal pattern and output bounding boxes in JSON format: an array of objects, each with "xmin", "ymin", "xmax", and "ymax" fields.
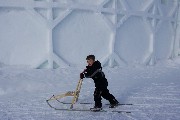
[{"xmin": 0, "ymin": 0, "xmax": 179, "ymax": 68}]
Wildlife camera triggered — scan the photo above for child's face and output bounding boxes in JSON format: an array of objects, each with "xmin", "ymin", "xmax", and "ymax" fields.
[{"xmin": 87, "ymin": 59, "xmax": 95, "ymax": 66}]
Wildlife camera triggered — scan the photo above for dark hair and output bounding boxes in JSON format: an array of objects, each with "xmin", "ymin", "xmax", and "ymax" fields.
[{"xmin": 86, "ymin": 55, "xmax": 95, "ymax": 61}]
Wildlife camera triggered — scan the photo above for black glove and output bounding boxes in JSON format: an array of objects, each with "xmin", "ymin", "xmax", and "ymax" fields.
[{"xmin": 80, "ymin": 73, "xmax": 85, "ymax": 79}]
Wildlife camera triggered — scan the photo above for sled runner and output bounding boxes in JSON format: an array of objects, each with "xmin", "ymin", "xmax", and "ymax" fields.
[{"xmin": 46, "ymin": 79, "xmax": 132, "ymax": 113}]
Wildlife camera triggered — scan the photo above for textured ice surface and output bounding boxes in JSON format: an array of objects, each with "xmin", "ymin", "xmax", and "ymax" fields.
[{"xmin": 0, "ymin": 59, "xmax": 180, "ymax": 120}]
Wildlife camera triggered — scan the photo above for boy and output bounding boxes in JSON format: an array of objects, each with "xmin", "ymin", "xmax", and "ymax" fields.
[{"xmin": 80, "ymin": 55, "xmax": 119, "ymax": 111}]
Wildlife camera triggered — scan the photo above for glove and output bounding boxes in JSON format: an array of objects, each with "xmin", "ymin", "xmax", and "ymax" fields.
[{"xmin": 80, "ymin": 73, "xmax": 85, "ymax": 79}]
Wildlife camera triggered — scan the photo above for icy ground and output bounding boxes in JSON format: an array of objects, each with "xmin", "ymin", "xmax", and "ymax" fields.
[{"xmin": 0, "ymin": 59, "xmax": 180, "ymax": 120}]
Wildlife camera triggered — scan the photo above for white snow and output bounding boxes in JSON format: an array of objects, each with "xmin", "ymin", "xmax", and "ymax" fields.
[
  {"xmin": 0, "ymin": 0, "xmax": 180, "ymax": 119},
  {"xmin": 0, "ymin": 59, "xmax": 180, "ymax": 120}
]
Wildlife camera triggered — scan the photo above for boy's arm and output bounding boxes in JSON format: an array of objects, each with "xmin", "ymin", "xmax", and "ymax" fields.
[
  {"xmin": 80, "ymin": 66, "xmax": 92, "ymax": 79},
  {"xmin": 80, "ymin": 67, "xmax": 91, "ymax": 79},
  {"xmin": 80, "ymin": 61, "xmax": 102, "ymax": 79},
  {"xmin": 84, "ymin": 66, "xmax": 91, "ymax": 78},
  {"xmin": 80, "ymin": 69, "xmax": 86, "ymax": 79}
]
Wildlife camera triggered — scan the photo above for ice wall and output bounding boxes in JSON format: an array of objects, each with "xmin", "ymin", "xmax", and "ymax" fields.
[{"xmin": 0, "ymin": 0, "xmax": 179, "ymax": 68}]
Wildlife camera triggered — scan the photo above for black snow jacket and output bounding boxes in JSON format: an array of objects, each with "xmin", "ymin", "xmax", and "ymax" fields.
[{"xmin": 84, "ymin": 61, "xmax": 108, "ymax": 89}]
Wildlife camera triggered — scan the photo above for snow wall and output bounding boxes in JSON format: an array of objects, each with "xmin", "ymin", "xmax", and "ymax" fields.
[{"xmin": 0, "ymin": 0, "xmax": 180, "ymax": 68}]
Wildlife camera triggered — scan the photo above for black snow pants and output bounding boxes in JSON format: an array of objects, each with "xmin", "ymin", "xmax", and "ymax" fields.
[{"xmin": 94, "ymin": 87, "xmax": 116, "ymax": 108}]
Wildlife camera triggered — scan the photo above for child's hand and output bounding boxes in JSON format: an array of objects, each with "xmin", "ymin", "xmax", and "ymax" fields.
[{"xmin": 80, "ymin": 73, "xmax": 84, "ymax": 79}]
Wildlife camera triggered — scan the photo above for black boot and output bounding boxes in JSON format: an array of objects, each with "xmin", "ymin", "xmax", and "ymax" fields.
[
  {"xmin": 109, "ymin": 99, "xmax": 119, "ymax": 108},
  {"xmin": 90, "ymin": 106, "xmax": 102, "ymax": 112}
]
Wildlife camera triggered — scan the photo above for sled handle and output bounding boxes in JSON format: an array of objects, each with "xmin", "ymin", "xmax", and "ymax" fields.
[{"xmin": 70, "ymin": 79, "xmax": 83, "ymax": 109}]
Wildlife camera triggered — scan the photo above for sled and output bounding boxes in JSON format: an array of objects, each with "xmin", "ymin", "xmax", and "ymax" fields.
[{"xmin": 46, "ymin": 79, "xmax": 83, "ymax": 109}]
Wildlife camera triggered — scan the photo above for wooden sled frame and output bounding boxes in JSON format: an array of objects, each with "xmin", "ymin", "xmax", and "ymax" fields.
[{"xmin": 46, "ymin": 79, "xmax": 83, "ymax": 109}]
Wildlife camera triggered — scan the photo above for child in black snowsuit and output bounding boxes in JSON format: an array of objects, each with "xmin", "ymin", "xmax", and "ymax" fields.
[{"xmin": 80, "ymin": 55, "xmax": 119, "ymax": 110}]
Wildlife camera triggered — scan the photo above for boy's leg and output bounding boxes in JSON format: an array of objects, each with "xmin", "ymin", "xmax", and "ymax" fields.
[
  {"xmin": 101, "ymin": 88, "xmax": 119, "ymax": 105},
  {"xmin": 94, "ymin": 88, "xmax": 102, "ymax": 108}
]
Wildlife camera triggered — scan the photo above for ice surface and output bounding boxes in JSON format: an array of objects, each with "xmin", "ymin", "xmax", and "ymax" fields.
[{"xmin": 0, "ymin": 59, "xmax": 180, "ymax": 120}]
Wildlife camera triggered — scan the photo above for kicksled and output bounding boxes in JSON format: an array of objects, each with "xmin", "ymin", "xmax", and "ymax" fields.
[{"xmin": 46, "ymin": 79, "xmax": 132, "ymax": 113}]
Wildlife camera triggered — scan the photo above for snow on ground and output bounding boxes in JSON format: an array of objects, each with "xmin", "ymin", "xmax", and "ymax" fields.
[{"xmin": 0, "ymin": 59, "xmax": 180, "ymax": 120}]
